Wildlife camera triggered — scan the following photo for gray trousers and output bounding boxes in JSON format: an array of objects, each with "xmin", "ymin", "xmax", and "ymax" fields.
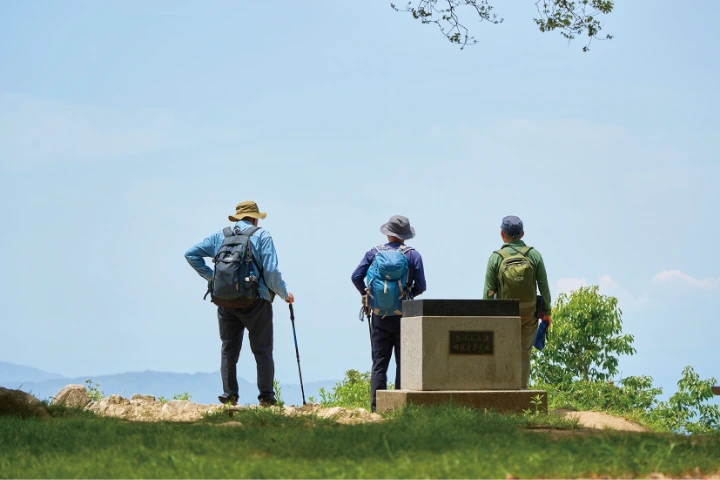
[{"xmin": 217, "ymin": 299, "xmax": 275, "ymax": 403}]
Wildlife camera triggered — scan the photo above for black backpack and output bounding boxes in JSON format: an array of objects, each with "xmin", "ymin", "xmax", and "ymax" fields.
[{"xmin": 206, "ymin": 226, "xmax": 262, "ymax": 308}]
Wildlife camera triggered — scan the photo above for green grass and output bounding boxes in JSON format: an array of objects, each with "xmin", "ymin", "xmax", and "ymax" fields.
[{"xmin": 1, "ymin": 405, "xmax": 719, "ymax": 479}]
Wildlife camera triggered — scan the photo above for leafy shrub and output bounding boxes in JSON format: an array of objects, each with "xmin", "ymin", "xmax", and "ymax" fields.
[
  {"xmin": 653, "ymin": 366, "xmax": 720, "ymax": 434},
  {"xmin": 538, "ymin": 375, "xmax": 661, "ymax": 413},
  {"xmin": 84, "ymin": 379, "xmax": 104, "ymax": 402},
  {"xmin": 530, "ymin": 286, "xmax": 718, "ymax": 434},
  {"xmin": 317, "ymin": 370, "xmax": 372, "ymax": 410}
]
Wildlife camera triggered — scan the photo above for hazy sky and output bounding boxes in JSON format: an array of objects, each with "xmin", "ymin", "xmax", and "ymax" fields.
[{"xmin": 1, "ymin": 1, "xmax": 718, "ymax": 400}]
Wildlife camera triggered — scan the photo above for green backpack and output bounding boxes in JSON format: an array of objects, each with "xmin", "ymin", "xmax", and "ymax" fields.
[{"xmin": 495, "ymin": 246, "xmax": 537, "ymax": 317}]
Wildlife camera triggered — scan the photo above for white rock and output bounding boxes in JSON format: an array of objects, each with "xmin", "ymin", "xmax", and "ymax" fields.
[
  {"xmin": 160, "ymin": 400, "xmax": 221, "ymax": 422},
  {"xmin": 106, "ymin": 394, "xmax": 128, "ymax": 405},
  {"xmin": 317, "ymin": 406, "xmax": 345, "ymax": 418},
  {"xmin": 51, "ymin": 384, "xmax": 91, "ymax": 409},
  {"xmin": 130, "ymin": 394, "xmax": 156, "ymax": 402}
]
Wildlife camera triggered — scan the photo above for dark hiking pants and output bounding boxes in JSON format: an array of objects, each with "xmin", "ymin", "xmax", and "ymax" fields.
[
  {"xmin": 217, "ymin": 299, "xmax": 275, "ymax": 404},
  {"xmin": 370, "ymin": 313, "xmax": 401, "ymax": 412}
]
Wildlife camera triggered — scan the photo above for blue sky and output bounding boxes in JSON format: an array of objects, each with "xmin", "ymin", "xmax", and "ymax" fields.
[{"xmin": 1, "ymin": 1, "xmax": 718, "ymax": 400}]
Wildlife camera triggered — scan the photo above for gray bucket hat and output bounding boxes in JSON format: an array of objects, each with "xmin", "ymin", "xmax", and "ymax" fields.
[
  {"xmin": 501, "ymin": 215, "xmax": 523, "ymax": 236},
  {"xmin": 380, "ymin": 215, "xmax": 415, "ymax": 240}
]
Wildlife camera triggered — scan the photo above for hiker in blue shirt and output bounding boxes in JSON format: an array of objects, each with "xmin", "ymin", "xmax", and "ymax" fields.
[
  {"xmin": 185, "ymin": 200, "xmax": 294, "ymax": 407},
  {"xmin": 351, "ymin": 215, "xmax": 427, "ymax": 412}
]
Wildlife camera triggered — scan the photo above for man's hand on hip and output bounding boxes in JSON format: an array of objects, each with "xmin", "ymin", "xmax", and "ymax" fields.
[{"xmin": 361, "ymin": 295, "xmax": 370, "ymax": 316}]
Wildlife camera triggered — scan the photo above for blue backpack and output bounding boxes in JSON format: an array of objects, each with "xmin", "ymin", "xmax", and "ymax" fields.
[{"xmin": 365, "ymin": 245, "xmax": 414, "ymax": 317}]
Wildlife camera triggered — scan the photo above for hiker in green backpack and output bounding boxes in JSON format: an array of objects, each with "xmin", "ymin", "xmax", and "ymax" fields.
[{"xmin": 483, "ymin": 215, "xmax": 552, "ymax": 388}]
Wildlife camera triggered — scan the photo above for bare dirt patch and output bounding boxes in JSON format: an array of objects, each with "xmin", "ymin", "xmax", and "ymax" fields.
[{"xmin": 551, "ymin": 409, "xmax": 649, "ymax": 432}]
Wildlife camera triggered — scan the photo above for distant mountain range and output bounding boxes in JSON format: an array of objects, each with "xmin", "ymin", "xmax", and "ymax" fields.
[{"xmin": 0, "ymin": 361, "xmax": 338, "ymax": 406}]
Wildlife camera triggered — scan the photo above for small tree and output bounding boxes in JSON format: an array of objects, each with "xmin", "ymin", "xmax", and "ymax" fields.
[
  {"xmin": 532, "ymin": 285, "xmax": 636, "ymax": 386},
  {"xmin": 654, "ymin": 367, "xmax": 720, "ymax": 434}
]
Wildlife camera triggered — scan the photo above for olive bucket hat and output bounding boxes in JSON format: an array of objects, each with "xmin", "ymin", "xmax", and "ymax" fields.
[
  {"xmin": 380, "ymin": 215, "xmax": 415, "ymax": 240},
  {"xmin": 228, "ymin": 200, "xmax": 267, "ymax": 222}
]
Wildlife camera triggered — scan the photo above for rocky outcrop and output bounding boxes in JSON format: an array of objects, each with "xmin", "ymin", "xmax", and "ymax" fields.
[
  {"xmin": 0, "ymin": 387, "xmax": 50, "ymax": 419},
  {"xmin": 160, "ymin": 400, "xmax": 223, "ymax": 422},
  {"xmin": 85, "ymin": 394, "xmax": 222, "ymax": 422},
  {"xmin": 47, "ymin": 384, "xmax": 384, "ymax": 424},
  {"xmin": 281, "ymin": 403, "xmax": 383, "ymax": 424},
  {"xmin": 51, "ymin": 384, "xmax": 91, "ymax": 409},
  {"xmin": 315, "ymin": 406, "xmax": 382, "ymax": 424}
]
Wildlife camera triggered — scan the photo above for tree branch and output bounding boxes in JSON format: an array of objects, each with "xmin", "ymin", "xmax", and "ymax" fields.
[{"xmin": 391, "ymin": 0, "xmax": 614, "ymax": 51}]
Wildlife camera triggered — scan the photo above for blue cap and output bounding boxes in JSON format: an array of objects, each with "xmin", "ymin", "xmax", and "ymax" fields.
[{"xmin": 501, "ymin": 216, "xmax": 523, "ymax": 236}]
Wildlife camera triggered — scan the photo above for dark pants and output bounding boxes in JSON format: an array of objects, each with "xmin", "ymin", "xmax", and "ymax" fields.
[
  {"xmin": 217, "ymin": 299, "xmax": 274, "ymax": 403},
  {"xmin": 370, "ymin": 313, "xmax": 401, "ymax": 412}
]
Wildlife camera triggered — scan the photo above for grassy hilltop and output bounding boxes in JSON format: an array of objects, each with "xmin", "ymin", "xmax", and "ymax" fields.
[
  {"xmin": 3, "ymin": 288, "xmax": 718, "ymax": 479},
  {"xmin": 1, "ymin": 404, "xmax": 719, "ymax": 479}
]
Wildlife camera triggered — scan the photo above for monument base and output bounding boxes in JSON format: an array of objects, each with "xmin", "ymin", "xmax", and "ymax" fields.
[{"xmin": 376, "ymin": 389, "xmax": 547, "ymax": 414}]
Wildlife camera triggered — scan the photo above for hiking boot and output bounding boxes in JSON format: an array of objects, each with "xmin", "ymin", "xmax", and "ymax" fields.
[
  {"xmin": 219, "ymin": 394, "xmax": 238, "ymax": 406},
  {"xmin": 259, "ymin": 398, "xmax": 277, "ymax": 408}
]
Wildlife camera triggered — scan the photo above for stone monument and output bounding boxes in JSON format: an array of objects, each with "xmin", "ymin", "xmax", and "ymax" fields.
[{"xmin": 376, "ymin": 299, "xmax": 548, "ymax": 413}]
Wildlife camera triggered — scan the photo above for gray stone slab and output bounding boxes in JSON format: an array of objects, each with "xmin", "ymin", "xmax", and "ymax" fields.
[
  {"xmin": 376, "ymin": 389, "xmax": 547, "ymax": 414},
  {"xmin": 401, "ymin": 316, "xmax": 522, "ymax": 391},
  {"xmin": 402, "ymin": 299, "xmax": 519, "ymax": 318}
]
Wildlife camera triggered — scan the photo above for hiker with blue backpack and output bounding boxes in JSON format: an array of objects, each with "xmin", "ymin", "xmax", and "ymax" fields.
[
  {"xmin": 483, "ymin": 215, "xmax": 552, "ymax": 389},
  {"xmin": 351, "ymin": 215, "xmax": 427, "ymax": 412},
  {"xmin": 184, "ymin": 200, "xmax": 294, "ymax": 407}
]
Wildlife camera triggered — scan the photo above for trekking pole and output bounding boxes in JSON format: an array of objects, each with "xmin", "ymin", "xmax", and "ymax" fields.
[
  {"xmin": 360, "ymin": 296, "xmax": 373, "ymax": 353},
  {"xmin": 289, "ymin": 304, "xmax": 306, "ymax": 405},
  {"xmin": 366, "ymin": 310, "xmax": 373, "ymax": 352}
]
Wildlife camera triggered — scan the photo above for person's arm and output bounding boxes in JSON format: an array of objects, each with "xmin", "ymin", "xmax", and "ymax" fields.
[
  {"xmin": 483, "ymin": 253, "xmax": 500, "ymax": 299},
  {"xmin": 408, "ymin": 251, "xmax": 427, "ymax": 298},
  {"xmin": 184, "ymin": 233, "xmax": 221, "ymax": 281},
  {"xmin": 534, "ymin": 252, "xmax": 552, "ymax": 316},
  {"xmin": 257, "ymin": 231, "xmax": 289, "ymax": 301},
  {"xmin": 351, "ymin": 250, "xmax": 374, "ymax": 295}
]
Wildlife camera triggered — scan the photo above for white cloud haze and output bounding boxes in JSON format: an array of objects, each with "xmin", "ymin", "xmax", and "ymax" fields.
[
  {"xmin": 652, "ymin": 270, "xmax": 720, "ymax": 289},
  {"xmin": 0, "ymin": 94, "xmax": 247, "ymax": 165},
  {"xmin": 554, "ymin": 274, "xmax": 651, "ymax": 308}
]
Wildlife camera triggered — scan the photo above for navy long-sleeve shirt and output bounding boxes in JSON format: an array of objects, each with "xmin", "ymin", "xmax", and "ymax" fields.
[{"xmin": 351, "ymin": 242, "xmax": 427, "ymax": 300}]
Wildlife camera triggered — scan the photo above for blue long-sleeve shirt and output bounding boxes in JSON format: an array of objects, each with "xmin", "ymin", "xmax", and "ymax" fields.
[
  {"xmin": 351, "ymin": 242, "xmax": 427, "ymax": 301},
  {"xmin": 184, "ymin": 220, "xmax": 289, "ymax": 302}
]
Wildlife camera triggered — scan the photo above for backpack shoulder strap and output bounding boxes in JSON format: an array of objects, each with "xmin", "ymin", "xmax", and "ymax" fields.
[
  {"xmin": 399, "ymin": 245, "xmax": 414, "ymax": 255},
  {"xmin": 241, "ymin": 226, "xmax": 261, "ymax": 238},
  {"xmin": 494, "ymin": 249, "xmax": 511, "ymax": 260},
  {"xmin": 505, "ymin": 244, "xmax": 533, "ymax": 257},
  {"xmin": 507, "ymin": 244, "xmax": 522, "ymax": 255},
  {"xmin": 239, "ymin": 226, "xmax": 264, "ymax": 279},
  {"xmin": 223, "ymin": 227, "xmax": 234, "ymax": 238}
]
